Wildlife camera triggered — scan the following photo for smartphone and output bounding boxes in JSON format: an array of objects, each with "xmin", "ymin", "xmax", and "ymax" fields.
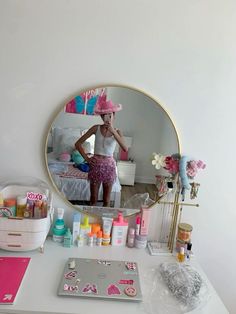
[{"xmin": 104, "ymin": 114, "xmax": 111, "ymax": 122}]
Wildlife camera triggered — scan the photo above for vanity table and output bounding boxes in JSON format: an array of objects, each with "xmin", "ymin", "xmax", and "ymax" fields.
[
  {"xmin": 37, "ymin": 85, "xmax": 228, "ymax": 313},
  {"xmin": 0, "ymin": 238, "xmax": 228, "ymax": 314}
]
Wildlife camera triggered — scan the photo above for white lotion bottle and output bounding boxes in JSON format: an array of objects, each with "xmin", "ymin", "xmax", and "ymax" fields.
[{"xmin": 111, "ymin": 212, "xmax": 128, "ymax": 246}]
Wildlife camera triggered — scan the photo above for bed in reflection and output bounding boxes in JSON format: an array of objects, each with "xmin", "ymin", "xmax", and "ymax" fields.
[{"xmin": 47, "ymin": 152, "xmax": 121, "ymax": 207}]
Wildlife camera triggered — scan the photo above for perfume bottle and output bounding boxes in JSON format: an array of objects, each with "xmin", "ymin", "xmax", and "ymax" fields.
[{"xmin": 177, "ymin": 246, "xmax": 185, "ymax": 263}]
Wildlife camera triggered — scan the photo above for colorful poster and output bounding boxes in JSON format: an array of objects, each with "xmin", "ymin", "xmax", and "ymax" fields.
[{"xmin": 65, "ymin": 88, "xmax": 106, "ymax": 115}]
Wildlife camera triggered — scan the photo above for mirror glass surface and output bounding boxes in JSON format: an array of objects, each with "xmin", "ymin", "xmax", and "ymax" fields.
[{"xmin": 45, "ymin": 85, "xmax": 180, "ymax": 218}]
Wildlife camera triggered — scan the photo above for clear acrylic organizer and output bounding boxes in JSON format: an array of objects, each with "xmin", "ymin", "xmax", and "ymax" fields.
[{"xmin": 0, "ymin": 176, "xmax": 54, "ymax": 252}]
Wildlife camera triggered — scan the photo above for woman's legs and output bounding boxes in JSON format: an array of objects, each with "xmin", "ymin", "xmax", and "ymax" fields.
[
  {"xmin": 102, "ymin": 183, "xmax": 113, "ymax": 207},
  {"xmin": 90, "ymin": 182, "xmax": 101, "ymax": 206}
]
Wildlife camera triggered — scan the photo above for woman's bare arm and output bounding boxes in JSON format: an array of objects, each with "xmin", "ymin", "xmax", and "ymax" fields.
[
  {"xmin": 109, "ymin": 127, "xmax": 128, "ymax": 152},
  {"xmin": 75, "ymin": 125, "xmax": 98, "ymax": 162}
]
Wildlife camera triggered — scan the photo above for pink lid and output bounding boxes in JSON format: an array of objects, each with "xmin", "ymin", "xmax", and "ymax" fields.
[
  {"xmin": 113, "ymin": 212, "xmax": 128, "ymax": 226},
  {"xmin": 136, "ymin": 215, "xmax": 141, "ymax": 225}
]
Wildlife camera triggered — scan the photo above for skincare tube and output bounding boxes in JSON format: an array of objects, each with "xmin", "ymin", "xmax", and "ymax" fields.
[
  {"xmin": 72, "ymin": 213, "xmax": 81, "ymax": 244},
  {"xmin": 102, "ymin": 217, "xmax": 113, "ymax": 238}
]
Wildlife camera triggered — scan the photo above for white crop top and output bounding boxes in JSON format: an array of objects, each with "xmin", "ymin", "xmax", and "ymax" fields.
[{"xmin": 94, "ymin": 125, "xmax": 117, "ymax": 156}]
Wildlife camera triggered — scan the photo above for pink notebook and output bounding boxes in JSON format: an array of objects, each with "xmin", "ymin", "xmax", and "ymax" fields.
[{"xmin": 0, "ymin": 257, "xmax": 31, "ymax": 304}]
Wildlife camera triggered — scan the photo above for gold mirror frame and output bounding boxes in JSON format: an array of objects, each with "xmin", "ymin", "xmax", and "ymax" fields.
[{"xmin": 44, "ymin": 84, "xmax": 181, "ymax": 218}]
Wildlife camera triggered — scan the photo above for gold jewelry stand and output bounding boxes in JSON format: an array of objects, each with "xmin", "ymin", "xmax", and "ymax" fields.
[{"xmin": 157, "ymin": 177, "xmax": 199, "ymax": 253}]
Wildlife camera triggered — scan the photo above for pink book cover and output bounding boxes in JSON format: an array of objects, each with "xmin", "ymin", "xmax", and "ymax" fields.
[{"xmin": 0, "ymin": 257, "xmax": 31, "ymax": 304}]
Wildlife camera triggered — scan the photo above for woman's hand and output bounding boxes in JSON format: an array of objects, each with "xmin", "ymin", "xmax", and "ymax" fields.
[
  {"xmin": 106, "ymin": 123, "xmax": 116, "ymax": 135},
  {"xmin": 87, "ymin": 156, "xmax": 96, "ymax": 166}
]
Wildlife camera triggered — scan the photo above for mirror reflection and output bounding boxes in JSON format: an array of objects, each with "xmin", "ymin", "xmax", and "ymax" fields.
[{"xmin": 45, "ymin": 86, "xmax": 179, "ymax": 217}]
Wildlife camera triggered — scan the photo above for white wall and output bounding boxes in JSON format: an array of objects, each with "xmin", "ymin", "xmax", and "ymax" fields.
[{"xmin": 0, "ymin": 0, "xmax": 235, "ymax": 312}]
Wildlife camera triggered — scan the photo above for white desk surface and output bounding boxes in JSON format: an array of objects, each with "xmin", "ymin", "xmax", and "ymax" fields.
[{"xmin": 0, "ymin": 238, "xmax": 229, "ymax": 314}]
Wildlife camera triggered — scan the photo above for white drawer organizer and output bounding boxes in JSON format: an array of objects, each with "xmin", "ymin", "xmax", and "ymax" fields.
[{"xmin": 0, "ymin": 177, "xmax": 53, "ymax": 252}]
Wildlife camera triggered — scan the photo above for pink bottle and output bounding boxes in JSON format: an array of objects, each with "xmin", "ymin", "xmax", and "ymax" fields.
[
  {"xmin": 111, "ymin": 212, "xmax": 128, "ymax": 246},
  {"xmin": 140, "ymin": 206, "xmax": 152, "ymax": 236}
]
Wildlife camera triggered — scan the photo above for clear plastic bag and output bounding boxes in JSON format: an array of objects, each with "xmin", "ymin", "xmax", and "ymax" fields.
[
  {"xmin": 139, "ymin": 262, "xmax": 211, "ymax": 314},
  {"xmin": 123, "ymin": 192, "xmax": 155, "ymax": 209}
]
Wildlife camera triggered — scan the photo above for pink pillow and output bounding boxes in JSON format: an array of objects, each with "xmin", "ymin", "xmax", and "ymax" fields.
[{"xmin": 59, "ymin": 152, "xmax": 71, "ymax": 162}]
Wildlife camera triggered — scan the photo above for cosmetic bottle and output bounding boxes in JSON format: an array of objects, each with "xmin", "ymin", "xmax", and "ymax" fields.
[
  {"xmin": 135, "ymin": 215, "xmax": 141, "ymax": 236},
  {"xmin": 186, "ymin": 242, "xmax": 192, "ymax": 260},
  {"xmin": 4, "ymin": 198, "xmax": 17, "ymax": 217},
  {"xmin": 177, "ymin": 246, "xmax": 185, "ymax": 263},
  {"xmin": 135, "ymin": 234, "xmax": 147, "ymax": 249},
  {"xmin": 77, "ymin": 234, "xmax": 84, "ymax": 247},
  {"xmin": 111, "ymin": 212, "xmax": 128, "ymax": 246},
  {"xmin": 140, "ymin": 205, "xmax": 152, "ymax": 236},
  {"xmin": 80, "ymin": 215, "xmax": 91, "ymax": 239},
  {"xmin": 102, "ymin": 217, "xmax": 113, "ymax": 239},
  {"xmin": 16, "ymin": 195, "xmax": 27, "ymax": 217},
  {"xmin": 91, "ymin": 223, "xmax": 101, "ymax": 234},
  {"xmin": 63, "ymin": 228, "xmax": 72, "ymax": 248},
  {"xmin": 127, "ymin": 228, "xmax": 135, "ymax": 248},
  {"xmin": 72, "ymin": 212, "xmax": 81, "ymax": 245},
  {"xmin": 87, "ymin": 232, "xmax": 94, "ymax": 247},
  {"xmin": 34, "ymin": 200, "xmax": 43, "ymax": 219},
  {"xmin": 96, "ymin": 230, "xmax": 103, "ymax": 246},
  {"xmin": 53, "ymin": 208, "xmax": 66, "ymax": 242},
  {"xmin": 41, "ymin": 200, "xmax": 48, "ymax": 218}
]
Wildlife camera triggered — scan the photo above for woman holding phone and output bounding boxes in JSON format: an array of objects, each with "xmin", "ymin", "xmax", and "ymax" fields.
[{"xmin": 75, "ymin": 95, "xmax": 127, "ymax": 207}]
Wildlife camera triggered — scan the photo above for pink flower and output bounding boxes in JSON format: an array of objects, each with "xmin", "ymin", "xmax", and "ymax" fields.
[
  {"xmin": 164, "ymin": 156, "xmax": 179, "ymax": 174},
  {"xmin": 186, "ymin": 160, "xmax": 206, "ymax": 179},
  {"xmin": 196, "ymin": 160, "xmax": 206, "ymax": 169}
]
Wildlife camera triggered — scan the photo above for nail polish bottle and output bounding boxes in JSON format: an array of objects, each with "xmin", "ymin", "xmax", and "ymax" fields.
[
  {"xmin": 177, "ymin": 246, "xmax": 185, "ymax": 263},
  {"xmin": 186, "ymin": 242, "xmax": 192, "ymax": 260}
]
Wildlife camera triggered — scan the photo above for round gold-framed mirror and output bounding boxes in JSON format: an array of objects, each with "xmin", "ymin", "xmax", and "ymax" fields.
[{"xmin": 45, "ymin": 84, "xmax": 180, "ymax": 218}]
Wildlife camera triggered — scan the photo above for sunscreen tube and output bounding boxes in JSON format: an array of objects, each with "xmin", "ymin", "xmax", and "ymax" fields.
[
  {"xmin": 102, "ymin": 217, "xmax": 113, "ymax": 238},
  {"xmin": 72, "ymin": 213, "xmax": 81, "ymax": 244},
  {"xmin": 140, "ymin": 206, "xmax": 152, "ymax": 236}
]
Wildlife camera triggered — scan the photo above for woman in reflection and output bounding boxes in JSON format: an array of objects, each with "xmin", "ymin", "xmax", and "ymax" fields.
[{"xmin": 75, "ymin": 95, "xmax": 127, "ymax": 207}]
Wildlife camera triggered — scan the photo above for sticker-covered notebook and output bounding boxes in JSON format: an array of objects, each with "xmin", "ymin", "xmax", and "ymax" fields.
[{"xmin": 0, "ymin": 257, "xmax": 31, "ymax": 304}]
